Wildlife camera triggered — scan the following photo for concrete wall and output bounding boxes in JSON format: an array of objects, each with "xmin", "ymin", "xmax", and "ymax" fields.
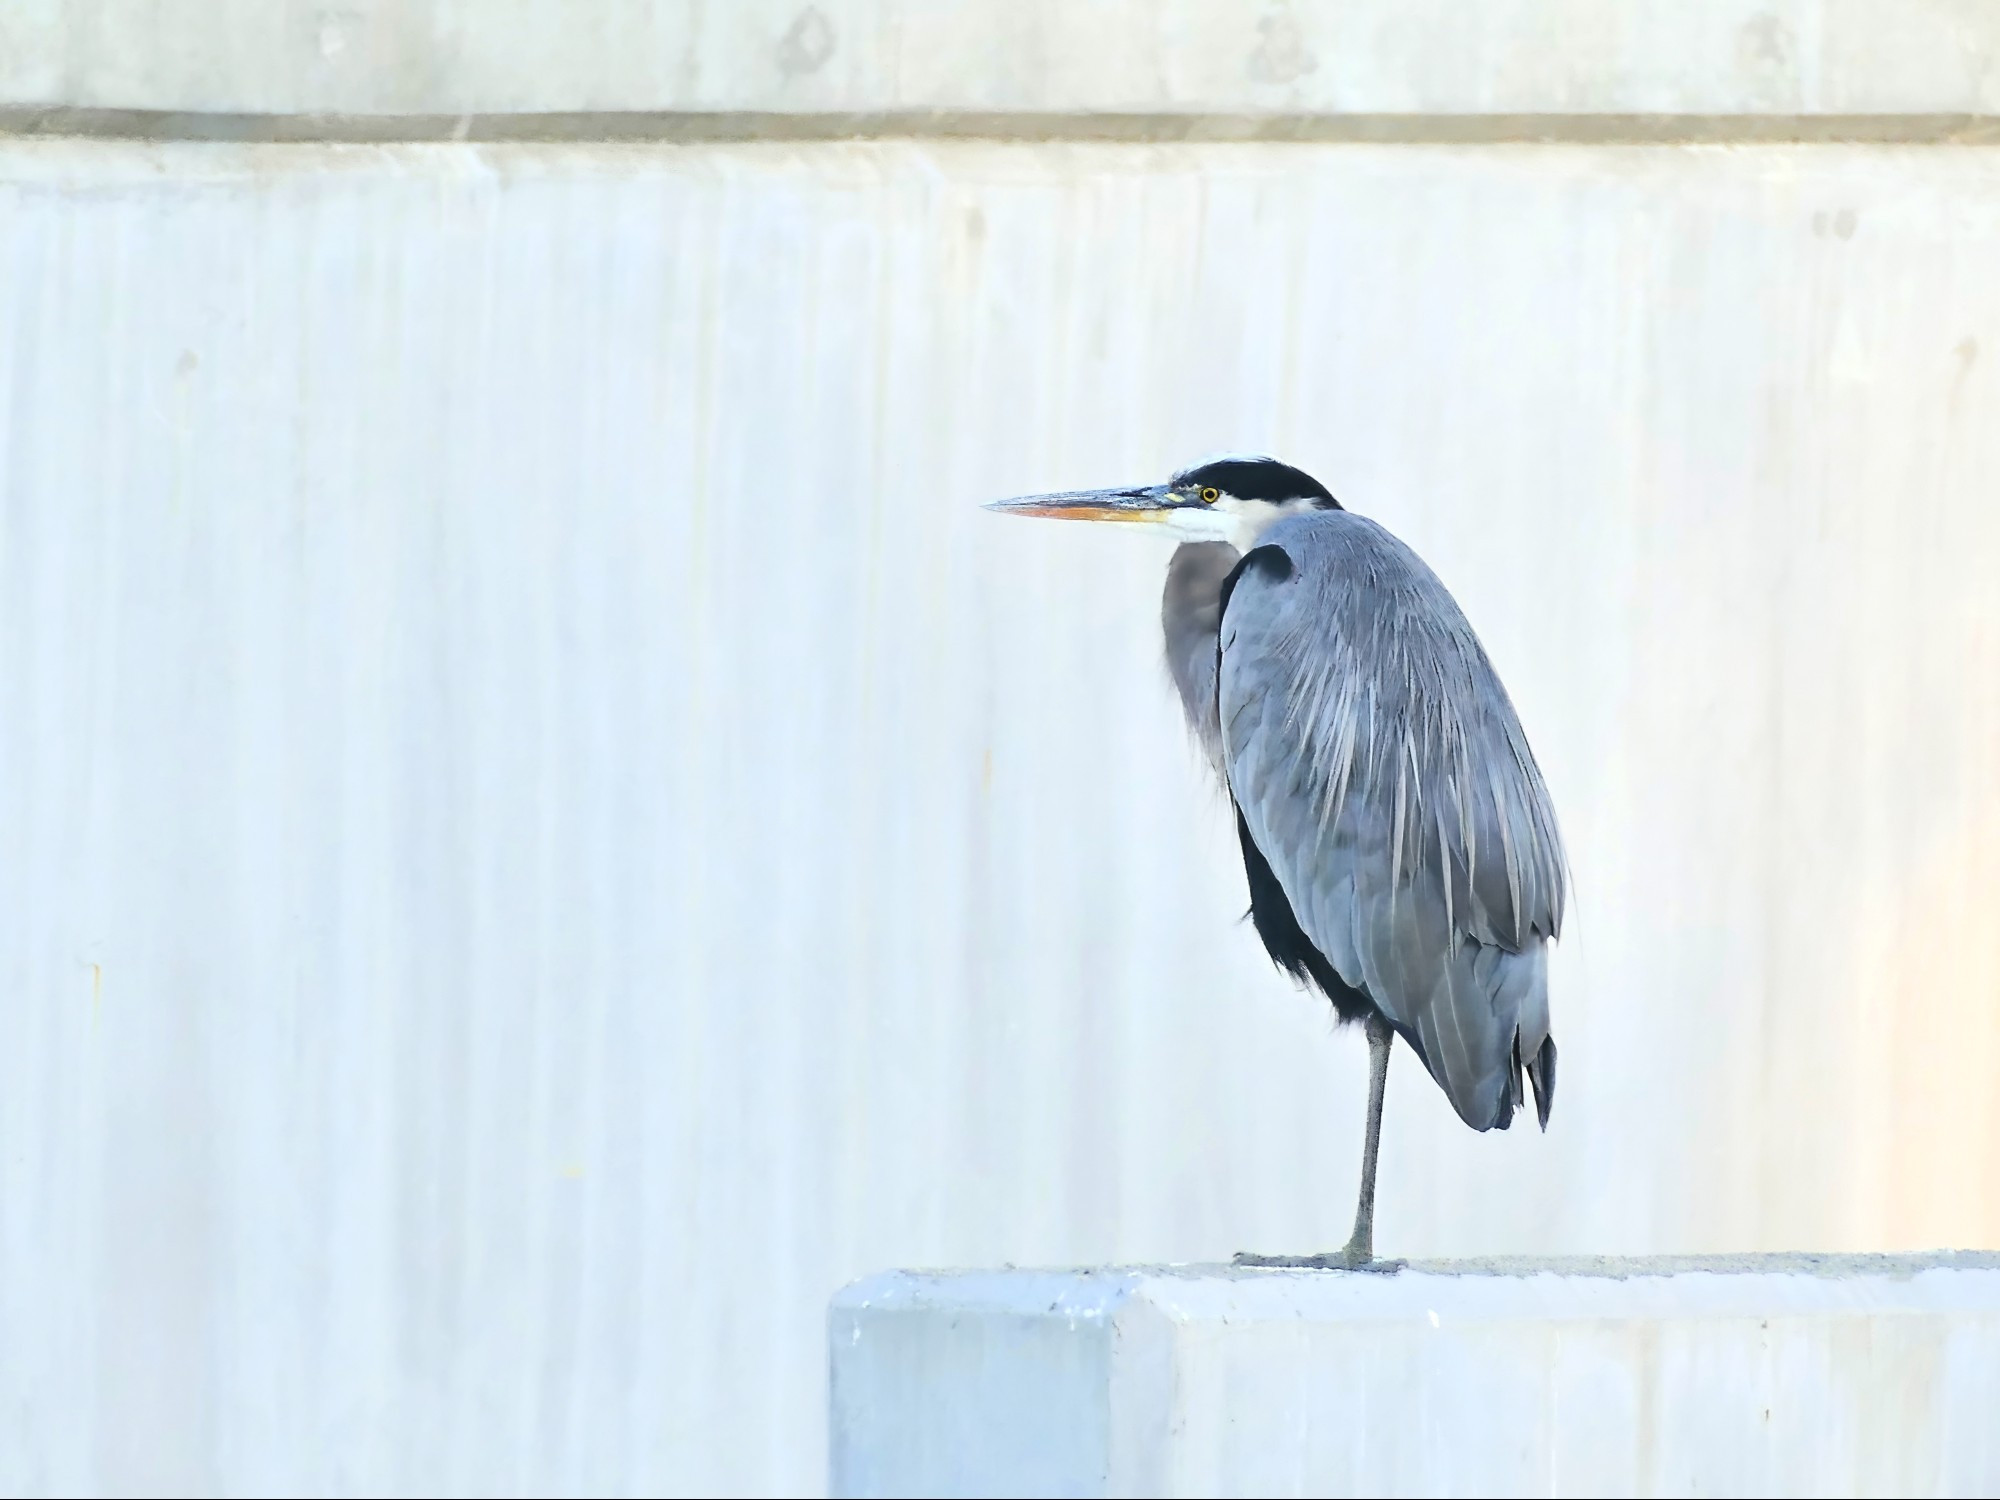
[
  {"xmin": 6, "ymin": 1, "xmax": 2000, "ymax": 121},
  {"xmin": 3, "ymin": 6, "xmax": 1999, "ymax": 1497},
  {"xmin": 831, "ymin": 1258, "xmax": 2000, "ymax": 1496}
]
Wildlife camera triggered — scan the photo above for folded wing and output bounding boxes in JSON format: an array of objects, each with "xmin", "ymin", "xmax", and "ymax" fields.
[{"xmin": 1217, "ymin": 512, "xmax": 1567, "ymax": 1130}]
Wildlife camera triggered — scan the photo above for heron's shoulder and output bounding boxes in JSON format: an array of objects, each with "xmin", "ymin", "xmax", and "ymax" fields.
[
  {"xmin": 1236, "ymin": 509, "xmax": 1486, "ymax": 663},
  {"xmin": 1252, "ymin": 509, "xmax": 1438, "ymax": 590},
  {"xmin": 1258, "ymin": 507, "xmax": 1406, "ymax": 558}
]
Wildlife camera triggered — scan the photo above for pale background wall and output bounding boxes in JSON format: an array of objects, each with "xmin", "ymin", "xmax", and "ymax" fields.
[{"xmin": 2, "ymin": 5, "xmax": 1999, "ymax": 1497}]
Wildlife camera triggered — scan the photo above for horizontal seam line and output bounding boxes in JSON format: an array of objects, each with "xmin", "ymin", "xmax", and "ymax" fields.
[{"xmin": 2, "ymin": 107, "xmax": 1999, "ymax": 145}]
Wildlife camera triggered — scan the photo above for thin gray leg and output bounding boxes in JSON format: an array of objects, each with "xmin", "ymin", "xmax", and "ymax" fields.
[
  {"xmin": 1235, "ymin": 1014, "xmax": 1403, "ymax": 1272},
  {"xmin": 1344, "ymin": 1012, "xmax": 1395, "ymax": 1262}
]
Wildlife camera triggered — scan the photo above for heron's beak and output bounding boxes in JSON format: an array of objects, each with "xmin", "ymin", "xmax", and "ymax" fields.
[{"xmin": 983, "ymin": 483, "xmax": 1178, "ymax": 524}]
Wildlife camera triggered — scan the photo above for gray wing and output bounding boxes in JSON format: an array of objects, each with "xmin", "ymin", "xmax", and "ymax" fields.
[
  {"xmin": 1162, "ymin": 541, "xmax": 1240, "ymax": 778},
  {"xmin": 1217, "ymin": 511, "xmax": 1567, "ymax": 1131}
]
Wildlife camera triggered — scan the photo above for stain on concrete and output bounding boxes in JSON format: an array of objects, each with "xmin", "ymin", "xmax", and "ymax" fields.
[
  {"xmin": 1247, "ymin": 10, "xmax": 1318, "ymax": 86},
  {"xmin": 1738, "ymin": 12, "xmax": 1793, "ymax": 70},
  {"xmin": 777, "ymin": 6, "xmax": 836, "ymax": 79},
  {"xmin": 1735, "ymin": 13, "xmax": 1798, "ymax": 106},
  {"xmin": 315, "ymin": 8, "xmax": 357, "ymax": 64},
  {"xmin": 1632, "ymin": 1319, "xmax": 1660, "ymax": 1480}
]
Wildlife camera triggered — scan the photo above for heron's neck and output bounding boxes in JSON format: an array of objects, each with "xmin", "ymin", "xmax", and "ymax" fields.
[{"xmin": 1222, "ymin": 497, "xmax": 1312, "ymax": 551}]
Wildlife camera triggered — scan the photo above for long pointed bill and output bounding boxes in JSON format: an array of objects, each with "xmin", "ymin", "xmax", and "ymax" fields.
[{"xmin": 984, "ymin": 483, "xmax": 1177, "ymax": 524}]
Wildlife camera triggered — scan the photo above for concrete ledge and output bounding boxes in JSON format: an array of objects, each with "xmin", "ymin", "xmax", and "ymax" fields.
[
  {"xmin": 6, "ymin": 108, "xmax": 2000, "ymax": 146},
  {"xmin": 5, "ymin": 1, "xmax": 2000, "ymax": 122},
  {"xmin": 829, "ymin": 1255, "xmax": 2000, "ymax": 1497}
]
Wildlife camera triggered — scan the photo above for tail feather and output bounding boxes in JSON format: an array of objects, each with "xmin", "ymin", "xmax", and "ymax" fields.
[{"xmin": 1526, "ymin": 1032, "xmax": 1557, "ymax": 1131}]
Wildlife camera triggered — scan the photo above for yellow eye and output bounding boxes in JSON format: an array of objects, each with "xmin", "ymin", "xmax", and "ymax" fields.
[{"xmin": 1200, "ymin": 487, "xmax": 1220, "ymax": 504}]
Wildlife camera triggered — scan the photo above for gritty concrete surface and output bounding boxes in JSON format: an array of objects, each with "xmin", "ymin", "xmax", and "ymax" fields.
[
  {"xmin": 4, "ymin": 1, "xmax": 2000, "ymax": 121},
  {"xmin": 831, "ymin": 1257, "xmax": 2000, "ymax": 1497}
]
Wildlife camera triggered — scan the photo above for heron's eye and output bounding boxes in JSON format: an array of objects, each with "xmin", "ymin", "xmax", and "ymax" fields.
[{"xmin": 1200, "ymin": 487, "xmax": 1220, "ymax": 504}]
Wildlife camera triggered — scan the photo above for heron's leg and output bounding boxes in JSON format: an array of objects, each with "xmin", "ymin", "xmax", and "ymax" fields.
[
  {"xmin": 1342, "ymin": 1012, "xmax": 1395, "ymax": 1263},
  {"xmin": 1234, "ymin": 1014, "xmax": 1403, "ymax": 1272}
]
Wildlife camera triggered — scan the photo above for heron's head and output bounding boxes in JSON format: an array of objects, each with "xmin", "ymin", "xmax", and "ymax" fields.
[{"xmin": 985, "ymin": 455, "xmax": 1340, "ymax": 550}]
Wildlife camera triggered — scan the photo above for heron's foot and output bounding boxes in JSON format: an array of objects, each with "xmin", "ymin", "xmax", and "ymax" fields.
[{"xmin": 1233, "ymin": 1244, "xmax": 1404, "ymax": 1273}]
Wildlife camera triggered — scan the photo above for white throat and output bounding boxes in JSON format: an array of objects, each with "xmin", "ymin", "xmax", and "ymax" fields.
[{"xmin": 1159, "ymin": 496, "xmax": 1311, "ymax": 552}]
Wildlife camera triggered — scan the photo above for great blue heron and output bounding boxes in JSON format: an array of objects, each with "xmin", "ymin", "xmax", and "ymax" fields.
[{"xmin": 988, "ymin": 455, "xmax": 1566, "ymax": 1269}]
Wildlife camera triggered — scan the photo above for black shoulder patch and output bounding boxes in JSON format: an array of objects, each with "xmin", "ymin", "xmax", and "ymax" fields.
[{"xmin": 1217, "ymin": 544, "xmax": 1294, "ymax": 623}]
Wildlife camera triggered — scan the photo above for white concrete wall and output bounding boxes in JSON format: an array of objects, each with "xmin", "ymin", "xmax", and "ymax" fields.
[
  {"xmin": 3, "ymin": 135, "xmax": 1998, "ymax": 1496},
  {"xmin": 4, "ymin": 0, "xmax": 1999, "ymax": 120},
  {"xmin": 3, "ymin": 3, "xmax": 2000, "ymax": 1496},
  {"xmin": 830, "ymin": 1258, "xmax": 2000, "ymax": 1496}
]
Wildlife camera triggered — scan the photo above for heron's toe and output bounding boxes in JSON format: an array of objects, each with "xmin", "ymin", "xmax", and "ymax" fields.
[
  {"xmin": 1350, "ymin": 1255, "xmax": 1406, "ymax": 1274},
  {"xmin": 1232, "ymin": 1249, "xmax": 1404, "ymax": 1273}
]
